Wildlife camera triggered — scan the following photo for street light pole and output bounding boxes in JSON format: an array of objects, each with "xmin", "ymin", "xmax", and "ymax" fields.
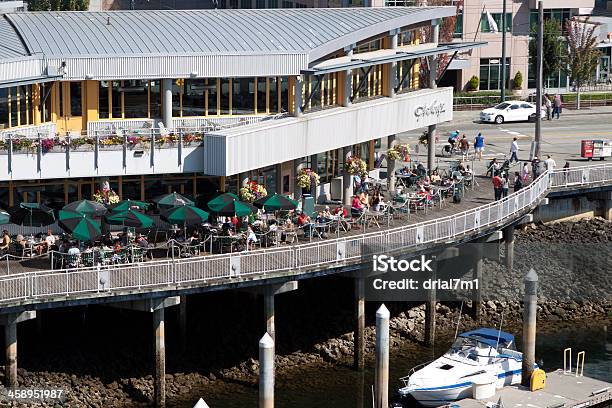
[
  {"xmin": 535, "ymin": 0, "xmax": 543, "ymax": 158},
  {"xmin": 501, "ymin": 0, "xmax": 507, "ymax": 102}
]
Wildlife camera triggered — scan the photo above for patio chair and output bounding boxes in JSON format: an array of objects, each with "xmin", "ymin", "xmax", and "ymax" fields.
[
  {"xmin": 81, "ymin": 251, "xmax": 95, "ymax": 267},
  {"xmin": 66, "ymin": 253, "xmax": 81, "ymax": 268}
]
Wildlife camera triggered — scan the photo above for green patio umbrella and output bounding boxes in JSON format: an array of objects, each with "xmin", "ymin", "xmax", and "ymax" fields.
[
  {"xmin": 161, "ymin": 205, "xmax": 209, "ymax": 226},
  {"xmin": 105, "ymin": 208, "xmax": 155, "ymax": 228},
  {"xmin": 110, "ymin": 199, "xmax": 150, "ymax": 213},
  {"xmin": 8, "ymin": 203, "xmax": 55, "ymax": 227},
  {"xmin": 253, "ymin": 194, "xmax": 298, "ymax": 211},
  {"xmin": 0, "ymin": 210, "xmax": 10, "ymax": 225},
  {"xmin": 207, "ymin": 193, "xmax": 257, "ymax": 217},
  {"xmin": 154, "ymin": 192, "xmax": 194, "ymax": 210},
  {"xmin": 58, "ymin": 210, "xmax": 101, "ymax": 241},
  {"xmin": 63, "ymin": 199, "xmax": 107, "ymax": 217}
]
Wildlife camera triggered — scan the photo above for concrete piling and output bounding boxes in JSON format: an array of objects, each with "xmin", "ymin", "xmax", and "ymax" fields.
[
  {"xmin": 4, "ymin": 318, "xmax": 17, "ymax": 388},
  {"xmin": 179, "ymin": 295, "xmax": 187, "ymax": 350},
  {"xmin": 503, "ymin": 225, "xmax": 515, "ymax": 272},
  {"xmin": 153, "ymin": 307, "xmax": 165, "ymax": 407},
  {"xmin": 375, "ymin": 304, "xmax": 390, "ymax": 408},
  {"xmin": 521, "ymin": 268, "xmax": 538, "ymax": 387},
  {"xmin": 472, "ymin": 246, "xmax": 483, "ymax": 320},
  {"xmin": 425, "ymin": 257, "xmax": 437, "ymax": 346},
  {"xmin": 354, "ymin": 276, "xmax": 365, "ymax": 370},
  {"xmin": 259, "ymin": 333, "xmax": 275, "ymax": 408},
  {"xmin": 264, "ymin": 293, "xmax": 275, "ymax": 341}
]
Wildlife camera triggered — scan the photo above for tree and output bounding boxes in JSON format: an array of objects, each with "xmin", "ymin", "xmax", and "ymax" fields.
[
  {"xmin": 27, "ymin": 0, "xmax": 88, "ymax": 10},
  {"xmin": 529, "ymin": 18, "xmax": 563, "ymax": 85},
  {"xmin": 564, "ymin": 17, "xmax": 600, "ymax": 110},
  {"xmin": 417, "ymin": 0, "xmax": 464, "ymax": 85}
]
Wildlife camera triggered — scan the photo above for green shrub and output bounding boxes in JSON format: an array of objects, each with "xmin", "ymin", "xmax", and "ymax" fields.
[
  {"xmin": 467, "ymin": 75, "xmax": 479, "ymax": 91},
  {"xmin": 513, "ymin": 71, "xmax": 523, "ymax": 90}
]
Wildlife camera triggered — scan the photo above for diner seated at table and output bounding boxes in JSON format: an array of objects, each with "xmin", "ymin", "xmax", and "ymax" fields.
[
  {"xmin": 297, "ymin": 211, "xmax": 313, "ymax": 237},
  {"xmin": 323, "ymin": 206, "xmax": 333, "ymax": 219},
  {"xmin": 0, "ymin": 230, "xmax": 10, "ymax": 253},
  {"xmin": 351, "ymin": 195, "xmax": 366, "ymax": 217},
  {"xmin": 371, "ymin": 189, "xmax": 382, "ymax": 212},
  {"xmin": 246, "ymin": 226, "xmax": 258, "ymax": 248},
  {"xmin": 430, "ymin": 170, "xmax": 441, "ymax": 184},
  {"xmin": 314, "ymin": 211, "xmax": 328, "ymax": 238},
  {"xmin": 333, "ymin": 205, "xmax": 348, "ymax": 218}
]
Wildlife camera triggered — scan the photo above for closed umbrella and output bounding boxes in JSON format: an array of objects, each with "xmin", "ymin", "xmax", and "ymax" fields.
[
  {"xmin": 253, "ymin": 194, "xmax": 298, "ymax": 211},
  {"xmin": 63, "ymin": 199, "xmax": 107, "ymax": 217},
  {"xmin": 110, "ymin": 199, "xmax": 150, "ymax": 213},
  {"xmin": 106, "ymin": 208, "xmax": 155, "ymax": 229},
  {"xmin": 0, "ymin": 210, "xmax": 9, "ymax": 225},
  {"xmin": 8, "ymin": 203, "xmax": 55, "ymax": 227},
  {"xmin": 161, "ymin": 205, "xmax": 209, "ymax": 226},
  {"xmin": 154, "ymin": 192, "xmax": 194, "ymax": 210},
  {"xmin": 58, "ymin": 210, "xmax": 101, "ymax": 241},
  {"xmin": 207, "ymin": 193, "xmax": 257, "ymax": 217}
]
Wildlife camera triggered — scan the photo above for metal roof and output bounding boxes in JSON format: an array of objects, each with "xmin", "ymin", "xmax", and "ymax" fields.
[
  {"xmin": 4, "ymin": 7, "xmax": 454, "ymax": 61},
  {"xmin": 0, "ymin": 18, "xmax": 28, "ymax": 60}
]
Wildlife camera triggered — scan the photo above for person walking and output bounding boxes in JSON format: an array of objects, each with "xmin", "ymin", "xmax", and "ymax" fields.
[
  {"xmin": 531, "ymin": 156, "xmax": 541, "ymax": 178},
  {"xmin": 553, "ymin": 94, "xmax": 562, "ymax": 119},
  {"xmin": 510, "ymin": 137, "xmax": 519, "ymax": 163},
  {"xmin": 501, "ymin": 174, "xmax": 509, "ymax": 197},
  {"xmin": 474, "ymin": 132, "xmax": 485, "ymax": 161},
  {"xmin": 521, "ymin": 162, "xmax": 530, "ymax": 184},
  {"xmin": 544, "ymin": 155, "xmax": 556, "ymax": 171},
  {"xmin": 513, "ymin": 171, "xmax": 523, "ymax": 192},
  {"xmin": 492, "ymin": 174, "xmax": 503, "ymax": 201},
  {"xmin": 459, "ymin": 135, "xmax": 469, "ymax": 159},
  {"xmin": 544, "ymin": 94, "xmax": 552, "ymax": 120},
  {"xmin": 563, "ymin": 161, "xmax": 570, "ymax": 183}
]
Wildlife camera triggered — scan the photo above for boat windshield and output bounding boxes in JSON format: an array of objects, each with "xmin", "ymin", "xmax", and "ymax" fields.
[{"xmin": 447, "ymin": 337, "xmax": 490, "ymax": 353}]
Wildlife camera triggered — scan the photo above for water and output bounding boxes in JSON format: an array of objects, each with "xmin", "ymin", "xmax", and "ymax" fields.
[{"xmin": 171, "ymin": 318, "xmax": 611, "ymax": 408}]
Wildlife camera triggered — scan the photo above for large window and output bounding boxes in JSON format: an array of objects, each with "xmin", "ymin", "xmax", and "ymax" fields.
[
  {"xmin": 351, "ymin": 65, "xmax": 383, "ymax": 102},
  {"xmin": 529, "ymin": 8, "xmax": 572, "ymax": 34},
  {"xmin": 99, "ymin": 80, "xmax": 161, "ymax": 119},
  {"xmin": 0, "ymin": 86, "xmax": 35, "ymax": 128},
  {"xmin": 481, "ymin": 13, "xmax": 512, "ymax": 33},
  {"xmin": 70, "ymin": 82, "xmax": 82, "ymax": 116},
  {"xmin": 122, "ymin": 80, "xmax": 149, "ymax": 118},
  {"xmin": 232, "ymin": 78, "xmax": 255, "ymax": 115},
  {"xmin": 220, "ymin": 78, "xmax": 231, "ymax": 115},
  {"xmin": 454, "ymin": 9, "xmax": 463, "ymax": 38},
  {"xmin": 527, "ymin": 56, "xmax": 568, "ymax": 89},
  {"xmin": 182, "ymin": 79, "xmax": 206, "ymax": 117},
  {"xmin": 479, "ymin": 58, "xmax": 511, "ymax": 90}
]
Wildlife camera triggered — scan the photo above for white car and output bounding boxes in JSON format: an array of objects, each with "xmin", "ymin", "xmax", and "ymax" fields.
[{"xmin": 480, "ymin": 101, "xmax": 544, "ymax": 124}]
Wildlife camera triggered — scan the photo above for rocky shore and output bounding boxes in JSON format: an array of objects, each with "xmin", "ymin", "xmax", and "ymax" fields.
[{"xmin": 1, "ymin": 219, "xmax": 610, "ymax": 407}]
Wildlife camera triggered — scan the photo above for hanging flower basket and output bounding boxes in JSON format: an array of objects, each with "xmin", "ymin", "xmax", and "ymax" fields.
[
  {"xmin": 388, "ymin": 143, "xmax": 411, "ymax": 162},
  {"xmin": 93, "ymin": 189, "xmax": 120, "ymax": 205},
  {"xmin": 240, "ymin": 181, "xmax": 268, "ymax": 203},
  {"xmin": 296, "ymin": 168, "xmax": 320, "ymax": 189},
  {"xmin": 344, "ymin": 156, "xmax": 367, "ymax": 176}
]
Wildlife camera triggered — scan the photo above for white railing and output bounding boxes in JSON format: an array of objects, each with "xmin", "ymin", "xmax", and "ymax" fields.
[
  {"xmin": 0, "ymin": 123, "xmax": 56, "ymax": 139},
  {"xmin": 0, "ymin": 164, "xmax": 611, "ymax": 305},
  {"xmin": 87, "ymin": 119, "xmax": 156, "ymax": 136}
]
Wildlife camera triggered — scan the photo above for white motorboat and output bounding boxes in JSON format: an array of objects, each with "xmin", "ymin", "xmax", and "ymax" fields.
[{"xmin": 398, "ymin": 328, "xmax": 524, "ymax": 407}]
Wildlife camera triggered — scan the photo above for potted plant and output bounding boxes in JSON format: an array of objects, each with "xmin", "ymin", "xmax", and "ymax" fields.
[
  {"xmin": 512, "ymin": 71, "xmax": 523, "ymax": 96},
  {"xmin": 467, "ymin": 75, "xmax": 479, "ymax": 92}
]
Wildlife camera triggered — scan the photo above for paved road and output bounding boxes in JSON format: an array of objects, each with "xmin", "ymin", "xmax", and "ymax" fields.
[{"xmin": 393, "ymin": 108, "xmax": 612, "ymax": 174}]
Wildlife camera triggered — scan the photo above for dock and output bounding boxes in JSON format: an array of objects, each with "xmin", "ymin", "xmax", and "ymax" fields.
[{"xmin": 452, "ymin": 370, "xmax": 612, "ymax": 408}]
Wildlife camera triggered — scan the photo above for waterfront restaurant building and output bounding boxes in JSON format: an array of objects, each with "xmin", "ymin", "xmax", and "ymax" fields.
[{"xmin": 0, "ymin": 7, "xmax": 471, "ymax": 210}]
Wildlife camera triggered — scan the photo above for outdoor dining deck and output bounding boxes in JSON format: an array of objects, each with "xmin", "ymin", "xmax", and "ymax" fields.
[{"xmin": 0, "ymin": 176, "xmax": 494, "ymax": 276}]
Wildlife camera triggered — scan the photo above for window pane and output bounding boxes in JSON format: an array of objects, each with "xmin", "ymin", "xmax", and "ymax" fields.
[
  {"xmin": 256, "ymin": 0, "xmax": 265, "ymax": 7},
  {"xmin": 481, "ymin": 14, "xmax": 490, "ymax": 32},
  {"xmin": 10, "ymin": 88, "xmax": 17, "ymax": 126},
  {"xmin": 41, "ymin": 83, "xmax": 52, "ymax": 123},
  {"xmin": 269, "ymin": 77, "xmax": 279, "ymax": 113},
  {"xmin": 99, "ymin": 81, "xmax": 110, "ymax": 119},
  {"xmin": 232, "ymin": 78, "xmax": 255, "ymax": 115},
  {"xmin": 0, "ymin": 88, "xmax": 7, "ymax": 129},
  {"xmin": 123, "ymin": 80, "xmax": 149, "ymax": 118},
  {"xmin": 70, "ymin": 82, "xmax": 82, "ymax": 117},
  {"xmin": 241, "ymin": 0, "xmax": 251, "ymax": 7},
  {"xmin": 183, "ymin": 79, "xmax": 205, "ymax": 117},
  {"xmin": 490, "ymin": 65, "xmax": 500, "ymax": 90},
  {"xmin": 220, "ymin": 78, "xmax": 230, "ymax": 115},
  {"xmin": 111, "ymin": 81, "xmax": 121, "ymax": 119},
  {"xmin": 280, "ymin": 77, "xmax": 288, "ymax": 113},
  {"xmin": 19, "ymin": 86, "xmax": 29, "ymax": 125},
  {"xmin": 172, "ymin": 80, "xmax": 183, "ymax": 117},
  {"xmin": 256, "ymin": 78, "xmax": 267, "ymax": 113},
  {"xmin": 479, "ymin": 65, "xmax": 489, "ymax": 90},
  {"xmin": 150, "ymin": 80, "xmax": 162, "ymax": 119},
  {"xmin": 268, "ymin": 0, "xmax": 277, "ymax": 7},
  {"xmin": 206, "ymin": 79, "xmax": 218, "ymax": 115}
]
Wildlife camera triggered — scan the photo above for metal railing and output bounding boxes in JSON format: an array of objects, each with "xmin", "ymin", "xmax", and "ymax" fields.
[{"xmin": 0, "ymin": 164, "xmax": 611, "ymax": 306}]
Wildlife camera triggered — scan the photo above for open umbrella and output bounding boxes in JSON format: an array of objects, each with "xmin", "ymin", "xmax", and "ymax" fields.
[
  {"xmin": 154, "ymin": 192, "xmax": 194, "ymax": 210},
  {"xmin": 0, "ymin": 210, "xmax": 10, "ymax": 225},
  {"xmin": 106, "ymin": 208, "xmax": 155, "ymax": 228},
  {"xmin": 207, "ymin": 193, "xmax": 257, "ymax": 217},
  {"xmin": 63, "ymin": 199, "xmax": 107, "ymax": 217},
  {"xmin": 58, "ymin": 210, "xmax": 101, "ymax": 241},
  {"xmin": 253, "ymin": 194, "xmax": 298, "ymax": 211},
  {"xmin": 8, "ymin": 203, "xmax": 55, "ymax": 227},
  {"xmin": 110, "ymin": 199, "xmax": 150, "ymax": 213},
  {"xmin": 161, "ymin": 205, "xmax": 209, "ymax": 226}
]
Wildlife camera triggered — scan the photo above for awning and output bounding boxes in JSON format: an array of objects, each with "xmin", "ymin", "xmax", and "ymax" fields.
[
  {"xmin": 302, "ymin": 42, "xmax": 487, "ymax": 76},
  {"xmin": 0, "ymin": 73, "xmax": 63, "ymax": 89}
]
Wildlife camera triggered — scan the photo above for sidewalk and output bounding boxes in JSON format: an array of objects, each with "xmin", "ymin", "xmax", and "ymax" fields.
[{"xmin": 452, "ymin": 104, "xmax": 612, "ymax": 123}]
